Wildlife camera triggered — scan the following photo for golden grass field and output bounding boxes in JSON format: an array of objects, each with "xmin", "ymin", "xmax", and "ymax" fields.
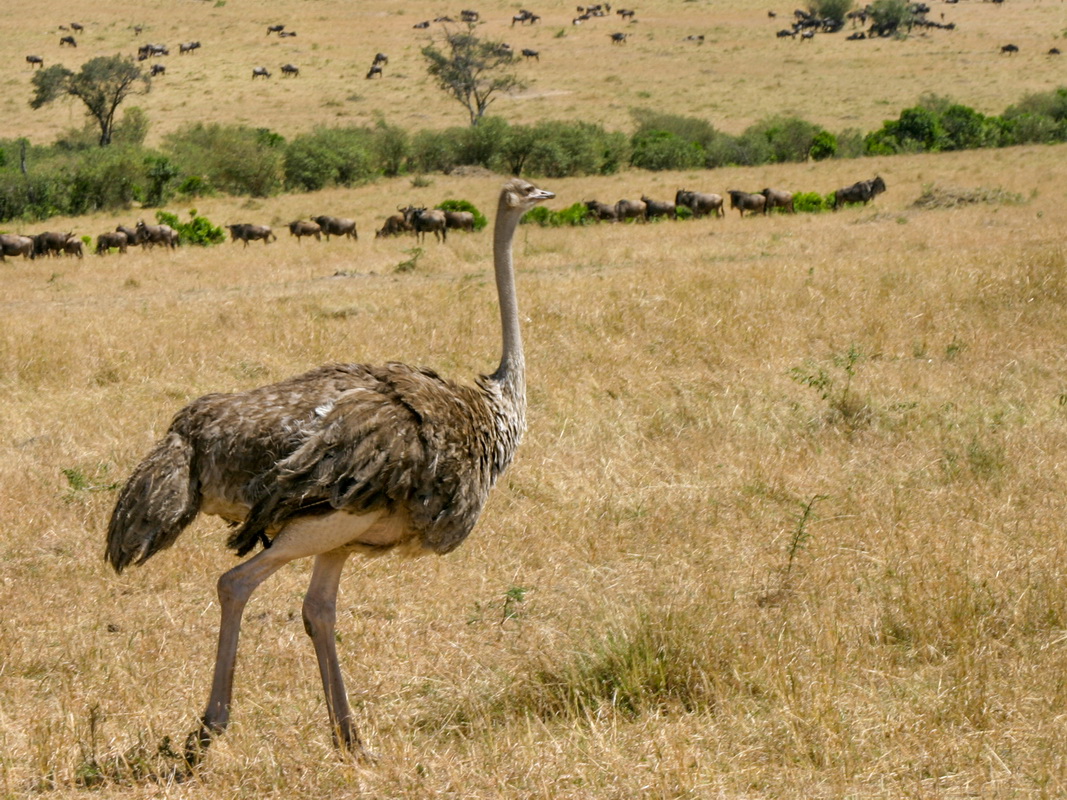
[
  {"xmin": 1, "ymin": 0, "xmax": 1066, "ymax": 143},
  {"xmin": 3, "ymin": 1, "xmax": 1067, "ymax": 799}
]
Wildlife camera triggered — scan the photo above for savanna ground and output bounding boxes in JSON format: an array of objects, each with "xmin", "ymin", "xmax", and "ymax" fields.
[{"xmin": 3, "ymin": 1, "xmax": 1067, "ymax": 799}]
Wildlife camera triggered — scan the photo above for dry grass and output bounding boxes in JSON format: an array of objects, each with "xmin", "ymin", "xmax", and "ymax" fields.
[
  {"xmin": 0, "ymin": 144, "xmax": 1066, "ymax": 798},
  {"xmin": 1, "ymin": 0, "xmax": 1065, "ymax": 145}
]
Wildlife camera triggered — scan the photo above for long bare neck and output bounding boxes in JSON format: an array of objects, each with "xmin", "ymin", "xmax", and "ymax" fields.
[{"xmin": 490, "ymin": 199, "xmax": 524, "ymax": 393}]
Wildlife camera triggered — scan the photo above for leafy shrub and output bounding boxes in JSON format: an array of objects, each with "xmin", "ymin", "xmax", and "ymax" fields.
[
  {"xmin": 409, "ymin": 127, "xmax": 464, "ymax": 174},
  {"xmin": 809, "ymin": 0, "xmax": 854, "ymax": 24},
  {"xmin": 154, "ymin": 208, "xmax": 225, "ymax": 246},
  {"xmin": 793, "ymin": 191, "xmax": 834, "ymax": 213},
  {"xmin": 523, "ymin": 121, "xmax": 629, "ymax": 177},
  {"xmin": 284, "ymin": 127, "xmax": 376, "ymax": 191},
  {"xmin": 809, "ymin": 130, "xmax": 838, "ymax": 160},
  {"xmin": 522, "ymin": 202, "xmax": 593, "ymax": 227},
  {"xmin": 436, "ymin": 198, "xmax": 488, "ymax": 230},
  {"xmin": 164, "ymin": 123, "xmax": 285, "ymax": 197},
  {"xmin": 630, "ymin": 130, "xmax": 705, "ymax": 171}
]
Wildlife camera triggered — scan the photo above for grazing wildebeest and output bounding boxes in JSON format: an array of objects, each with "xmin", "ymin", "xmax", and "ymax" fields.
[
  {"xmin": 63, "ymin": 238, "xmax": 85, "ymax": 259},
  {"xmin": 684, "ymin": 34, "xmax": 705, "ymax": 42},
  {"xmin": 373, "ymin": 53, "xmax": 388, "ymax": 66},
  {"xmin": 70, "ymin": 22, "xmax": 84, "ymax": 32},
  {"xmin": 776, "ymin": 28, "xmax": 797, "ymax": 38},
  {"xmin": 313, "ymin": 215, "xmax": 358, "ymax": 241},
  {"xmin": 832, "ymin": 176, "xmax": 886, "ymax": 210},
  {"xmin": 675, "ymin": 189, "xmax": 724, "ymax": 218},
  {"xmin": 288, "ymin": 220, "xmax": 322, "ymax": 242},
  {"xmin": 761, "ymin": 187, "xmax": 795, "ymax": 214},
  {"xmin": 1049, "ymin": 47, "xmax": 1061, "ymax": 56},
  {"xmin": 226, "ymin": 224, "xmax": 277, "ymax": 246},
  {"xmin": 609, "ymin": 32, "xmax": 628, "ymax": 43},
  {"xmin": 461, "ymin": 9, "xmax": 479, "ymax": 22},
  {"xmin": 641, "ymin": 195, "xmax": 677, "ymax": 220},
  {"xmin": 33, "ymin": 231, "xmax": 75, "ymax": 258},
  {"xmin": 116, "ymin": 225, "xmax": 144, "ymax": 248},
  {"xmin": 267, "ymin": 24, "xmax": 285, "ymax": 35},
  {"xmin": 281, "ymin": 63, "xmax": 299, "ymax": 77},
  {"xmin": 375, "ymin": 213, "xmax": 412, "ymax": 238},
  {"xmin": 179, "ymin": 41, "xmax": 201, "ymax": 54},
  {"xmin": 727, "ymin": 190, "xmax": 767, "ymax": 217},
  {"xmin": 138, "ymin": 43, "xmax": 168, "ymax": 58},
  {"xmin": 252, "ymin": 66, "xmax": 271, "ymax": 79},
  {"xmin": 585, "ymin": 200, "xmax": 619, "ymax": 222},
  {"xmin": 150, "ymin": 64, "xmax": 165, "ymax": 77},
  {"xmin": 366, "ymin": 65, "xmax": 383, "ymax": 79},
  {"xmin": 59, "ymin": 35, "xmax": 77, "ymax": 47},
  {"xmin": 1000, "ymin": 43, "xmax": 1018, "ymax": 55},
  {"xmin": 521, "ymin": 48, "xmax": 540, "ymax": 61},
  {"xmin": 95, "ymin": 231, "xmax": 128, "ymax": 255},
  {"xmin": 0, "ymin": 234, "xmax": 35, "ymax": 261},
  {"xmin": 137, "ymin": 220, "xmax": 179, "ymax": 249},
  {"xmin": 617, "ymin": 8, "xmax": 635, "ymax": 19},
  {"xmin": 443, "ymin": 210, "xmax": 475, "ymax": 233},
  {"xmin": 413, "ymin": 20, "xmax": 430, "ymax": 28},
  {"xmin": 407, "ymin": 208, "xmax": 448, "ymax": 243},
  {"xmin": 615, "ymin": 198, "xmax": 647, "ymax": 222},
  {"xmin": 279, "ymin": 31, "xmax": 298, "ymax": 38},
  {"xmin": 26, "ymin": 55, "xmax": 43, "ymax": 68}
]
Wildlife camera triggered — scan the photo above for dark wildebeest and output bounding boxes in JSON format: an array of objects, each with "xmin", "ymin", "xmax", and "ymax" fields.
[
  {"xmin": 401, "ymin": 206, "xmax": 447, "ymax": 243},
  {"xmin": 70, "ymin": 22, "xmax": 84, "ymax": 32},
  {"xmin": 226, "ymin": 224, "xmax": 277, "ymax": 246},
  {"xmin": 618, "ymin": 8, "xmax": 635, "ymax": 19},
  {"xmin": 288, "ymin": 220, "xmax": 322, "ymax": 242},
  {"xmin": 116, "ymin": 225, "xmax": 144, "ymax": 248},
  {"xmin": 313, "ymin": 215, "xmax": 358, "ymax": 241},
  {"xmin": 279, "ymin": 31, "xmax": 298, "ymax": 38},
  {"xmin": 761, "ymin": 187, "xmax": 795, "ymax": 214},
  {"xmin": 62, "ymin": 238, "xmax": 85, "ymax": 259},
  {"xmin": 267, "ymin": 24, "xmax": 285, "ymax": 35},
  {"xmin": 1000, "ymin": 43, "xmax": 1019, "ymax": 55},
  {"xmin": 675, "ymin": 189, "xmax": 724, "ymax": 218},
  {"xmin": 776, "ymin": 28, "xmax": 797, "ymax": 39},
  {"xmin": 413, "ymin": 20, "xmax": 430, "ymax": 28},
  {"xmin": 609, "ymin": 32, "xmax": 628, "ymax": 43},
  {"xmin": 137, "ymin": 220, "xmax": 179, "ymax": 249},
  {"xmin": 375, "ymin": 213, "xmax": 412, "ymax": 238},
  {"xmin": 443, "ymin": 210, "xmax": 475, "ymax": 232},
  {"xmin": 95, "ymin": 231, "xmax": 128, "ymax": 255},
  {"xmin": 521, "ymin": 48, "xmax": 540, "ymax": 61},
  {"xmin": 366, "ymin": 65, "xmax": 383, "ymax": 79},
  {"xmin": 33, "ymin": 231, "xmax": 74, "ymax": 258},
  {"xmin": 59, "ymin": 35, "xmax": 77, "ymax": 47},
  {"xmin": 0, "ymin": 234, "xmax": 35, "ymax": 261},
  {"xmin": 281, "ymin": 63, "xmax": 299, "ymax": 77},
  {"xmin": 641, "ymin": 195, "xmax": 677, "ymax": 220},
  {"xmin": 252, "ymin": 66, "xmax": 271, "ymax": 79},
  {"xmin": 150, "ymin": 64, "xmax": 165, "ymax": 77},
  {"xmin": 832, "ymin": 176, "xmax": 886, "ymax": 210},
  {"xmin": 585, "ymin": 200, "xmax": 619, "ymax": 222},
  {"xmin": 373, "ymin": 53, "xmax": 388, "ymax": 66},
  {"xmin": 461, "ymin": 9, "xmax": 479, "ymax": 22},
  {"xmin": 1050, "ymin": 48, "xmax": 1062, "ymax": 56},
  {"xmin": 615, "ymin": 198, "xmax": 647, "ymax": 222},
  {"xmin": 179, "ymin": 41, "xmax": 201, "ymax": 54},
  {"xmin": 26, "ymin": 55, "xmax": 43, "ymax": 68},
  {"xmin": 727, "ymin": 190, "xmax": 767, "ymax": 217}
]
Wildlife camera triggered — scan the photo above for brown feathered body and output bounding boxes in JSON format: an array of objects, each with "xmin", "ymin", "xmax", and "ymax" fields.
[{"xmin": 106, "ymin": 360, "xmax": 524, "ymax": 571}]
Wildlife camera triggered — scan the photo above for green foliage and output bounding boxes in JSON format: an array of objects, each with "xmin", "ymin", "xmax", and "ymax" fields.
[
  {"xmin": 809, "ymin": 0, "xmax": 854, "ymax": 24},
  {"xmin": 741, "ymin": 115, "xmax": 828, "ymax": 163},
  {"xmin": 793, "ymin": 191, "xmax": 833, "ymax": 213},
  {"xmin": 791, "ymin": 345, "xmax": 870, "ymax": 426},
  {"xmin": 372, "ymin": 119, "xmax": 410, "ymax": 177},
  {"xmin": 868, "ymin": 0, "xmax": 912, "ymax": 36},
  {"xmin": 436, "ymin": 198, "xmax": 488, "ymax": 230},
  {"xmin": 809, "ymin": 129, "xmax": 838, "ymax": 160},
  {"xmin": 144, "ymin": 155, "xmax": 179, "ymax": 207},
  {"xmin": 164, "ymin": 123, "xmax": 284, "ymax": 197},
  {"xmin": 154, "ymin": 208, "xmax": 225, "ymax": 246},
  {"xmin": 630, "ymin": 130, "xmax": 705, "ymax": 171},
  {"xmin": 422, "ymin": 26, "xmax": 523, "ymax": 126},
  {"xmin": 283, "ymin": 127, "xmax": 375, "ymax": 191},
  {"xmin": 522, "ymin": 120, "xmax": 629, "ymax": 177},
  {"xmin": 522, "ymin": 202, "xmax": 593, "ymax": 227}
]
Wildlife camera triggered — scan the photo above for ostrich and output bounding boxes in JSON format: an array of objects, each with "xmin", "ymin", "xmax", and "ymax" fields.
[{"xmin": 106, "ymin": 178, "xmax": 555, "ymax": 763}]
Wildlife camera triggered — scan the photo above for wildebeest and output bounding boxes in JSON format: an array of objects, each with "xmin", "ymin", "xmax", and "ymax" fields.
[
  {"xmin": 267, "ymin": 24, "xmax": 285, "ymax": 35},
  {"xmin": 26, "ymin": 55, "xmax": 43, "ymax": 68},
  {"xmin": 375, "ymin": 213, "xmax": 412, "ymax": 238},
  {"xmin": 116, "ymin": 225, "xmax": 144, "ymax": 248},
  {"xmin": 59, "ymin": 35, "xmax": 77, "ymax": 47},
  {"xmin": 226, "ymin": 224, "xmax": 277, "ymax": 246},
  {"xmin": 443, "ymin": 210, "xmax": 475, "ymax": 232},
  {"xmin": 252, "ymin": 66, "xmax": 271, "ymax": 79},
  {"xmin": 460, "ymin": 9, "xmax": 479, "ymax": 22},
  {"xmin": 95, "ymin": 231, "xmax": 128, "ymax": 255},
  {"xmin": 585, "ymin": 200, "xmax": 619, "ymax": 222},
  {"xmin": 279, "ymin": 31, "xmax": 298, "ymax": 38},
  {"xmin": 136, "ymin": 220, "xmax": 179, "ymax": 249},
  {"xmin": 675, "ymin": 189, "xmax": 724, "ymax": 218},
  {"xmin": 413, "ymin": 20, "xmax": 430, "ymax": 28},
  {"xmin": 366, "ymin": 65, "xmax": 383, "ymax": 79},
  {"xmin": 832, "ymin": 176, "xmax": 886, "ymax": 209},
  {"xmin": 1049, "ymin": 47, "xmax": 1061, "ymax": 56},
  {"xmin": 521, "ymin": 48, "xmax": 540, "ymax": 61},
  {"xmin": 641, "ymin": 195, "xmax": 677, "ymax": 220},
  {"xmin": 70, "ymin": 22, "xmax": 84, "ymax": 32},
  {"xmin": 617, "ymin": 8, "xmax": 635, "ymax": 19},
  {"xmin": 401, "ymin": 207, "xmax": 447, "ymax": 243},
  {"xmin": 615, "ymin": 198, "xmax": 647, "ymax": 222},
  {"xmin": 373, "ymin": 53, "xmax": 388, "ymax": 66},
  {"xmin": 179, "ymin": 41, "xmax": 201, "ymax": 54},
  {"xmin": 0, "ymin": 234, "xmax": 35, "ymax": 261},
  {"xmin": 609, "ymin": 32, "xmax": 628, "ymax": 43},
  {"xmin": 150, "ymin": 64, "xmax": 165, "ymax": 77},
  {"xmin": 281, "ymin": 63, "xmax": 299, "ymax": 77},
  {"xmin": 727, "ymin": 190, "xmax": 767, "ymax": 217},
  {"xmin": 776, "ymin": 28, "xmax": 797, "ymax": 38},
  {"xmin": 137, "ymin": 43, "xmax": 168, "ymax": 58},
  {"xmin": 1000, "ymin": 43, "xmax": 1019, "ymax": 55},
  {"xmin": 312, "ymin": 215, "xmax": 358, "ymax": 241},
  {"xmin": 62, "ymin": 238, "xmax": 85, "ymax": 259},
  {"xmin": 288, "ymin": 220, "xmax": 322, "ymax": 242},
  {"xmin": 33, "ymin": 231, "xmax": 75, "ymax": 258},
  {"xmin": 761, "ymin": 187, "xmax": 795, "ymax": 214}
]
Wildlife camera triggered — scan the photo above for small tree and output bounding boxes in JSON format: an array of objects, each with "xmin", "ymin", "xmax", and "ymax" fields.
[
  {"xmin": 808, "ymin": 0, "xmax": 854, "ymax": 25},
  {"xmin": 421, "ymin": 25, "xmax": 523, "ymax": 126},
  {"xmin": 868, "ymin": 0, "xmax": 912, "ymax": 36},
  {"xmin": 30, "ymin": 56, "xmax": 150, "ymax": 146}
]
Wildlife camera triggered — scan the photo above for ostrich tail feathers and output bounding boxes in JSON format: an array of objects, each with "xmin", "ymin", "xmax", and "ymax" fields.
[{"xmin": 106, "ymin": 432, "xmax": 200, "ymax": 572}]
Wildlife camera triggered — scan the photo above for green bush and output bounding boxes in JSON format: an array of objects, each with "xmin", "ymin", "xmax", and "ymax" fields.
[
  {"xmin": 630, "ymin": 130, "xmax": 705, "ymax": 171},
  {"xmin": 522, "ymin": 202, "xmax": 593, "ymax": 227},
  {"xmin": 521, "ymin": 121, "xmax": 629, "ymax": 177},
  {"xmin": 436, "ymin": 199, "xmax": 488, "ymax": 231},
  {"xmin": 164, "ymin": 123, "xmax": 285, "ymax": 197},
  {"xmin": 154, "ymin": 208, "xmax": 225, "ymax": 246},
  {"xmin": 794, "ymin": 191, "xmax": 834, "ymax": 213},
  {"xmin": 409, "ymin": 127, "xmax": 464, "ymax": 174},
  {"xmin": 284, "ymin": 127, "xmax": 376, "ymax": 191}
]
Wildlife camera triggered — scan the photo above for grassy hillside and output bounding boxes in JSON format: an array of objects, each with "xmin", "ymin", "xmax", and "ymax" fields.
[{"xmin": 1, "ymin": 0, "xmax": 1065, "ymax": 146}]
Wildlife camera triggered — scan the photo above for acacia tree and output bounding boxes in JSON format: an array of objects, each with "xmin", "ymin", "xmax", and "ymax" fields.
[
  {"xmin": 30, "ymin": 56, "xmax": 150, "ymax": 146},
  {"xmin": 421, "ymin": 26, "xmax": 523, "ymax": 126}
]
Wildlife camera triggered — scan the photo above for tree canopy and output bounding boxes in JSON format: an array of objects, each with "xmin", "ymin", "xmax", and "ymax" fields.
[
  {"xmin": 30, "ymin": 56, "xmax": 150, "ymax": 146},
  {"xmin": 421, "ymin": 26, "xmax": 523, "ymax": 126}
]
